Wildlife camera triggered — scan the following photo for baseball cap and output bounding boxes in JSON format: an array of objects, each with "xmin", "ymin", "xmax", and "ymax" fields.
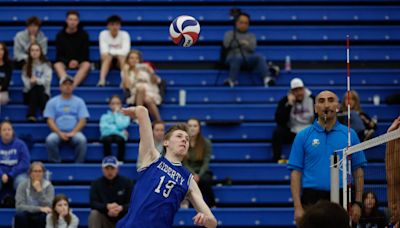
[
  {"xmin": 59, "ymin": 76, "xmax": 74, "ymax": 86},
  {"xmin": 102, "ymin": 156, "xmax": 119, "ymax": 168},
  {"xmin": 290, "ymin": 78, "xmax": 304, "ymax": 89}
]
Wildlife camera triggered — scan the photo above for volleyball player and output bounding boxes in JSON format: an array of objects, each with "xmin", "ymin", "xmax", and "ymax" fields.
[{"xmin": 116, "ymin": 106, "xmax": 217, "ymax": 228}]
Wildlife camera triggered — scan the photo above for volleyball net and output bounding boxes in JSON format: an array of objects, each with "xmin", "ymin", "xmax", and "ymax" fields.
[{"xmin": 330, "ymin": 127, "xmax": 400, "ymax": 225}]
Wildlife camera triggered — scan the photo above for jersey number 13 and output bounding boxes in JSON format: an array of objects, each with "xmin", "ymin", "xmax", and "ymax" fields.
[{"xmin": 154, "ymin": 175, "xmax": 176, "ymax": 198}]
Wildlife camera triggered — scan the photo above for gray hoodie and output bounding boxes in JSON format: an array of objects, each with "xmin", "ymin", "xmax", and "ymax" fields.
[
  {"xmin": 21, "ymin": 62, "xmax": 52, "ymax": 96},
  {"xmin": 15, "ymin": 178, "xmax": 54, "ymax": 213},
  {"xmin": 14, "ymin": 29, "xmax": 48, "ymax": 61}
]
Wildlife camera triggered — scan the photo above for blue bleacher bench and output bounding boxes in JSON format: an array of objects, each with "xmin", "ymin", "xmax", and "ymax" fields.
[
  {"xmin": 52, "ymin": 184, "xmax": 387, "ymax": 205},
  {"xmin": 9, "ymin": 69, "xmax": 400, "ymax": 87},
  {"xmin": 28, "ymin": 142, "xmax": 385, "ymax": 162},
  {"xmin": 43, "ymin": 163, "xmax": 387, "ymax": 183},
  {"xmin": 7, "ymin": 87, "xmax": 400, "ymax": 105},
  {"xmin": 2, "ymin": 104, "xmax": 399, "ymax": 122},
  {"xmin": 7, "ymin": 46, "xmax": 400, "ymax": 62},
  {"xmin": 0, "ymin": 208, "xmax": 295, "ymax": 227},
  {"xmin": 9, "ymin": 122, "xmax": 393, "ymax": 142},
  {"xmin": 1, "ymin": 6, "xmax": 398, "ymax": 22},
  {"xmin": 2, "ymin": 25, "xmax": 400, "ymax": 43}
]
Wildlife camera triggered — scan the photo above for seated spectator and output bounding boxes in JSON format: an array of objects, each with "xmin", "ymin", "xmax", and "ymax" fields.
[
  {"xmin": 339, "ymin": 90, "xmax": 377, "ymax": 141},
  {"xmin": 44, "ymin": 76, "xmax": 89, "ymax": 163},
  {"xmin": 0, "ymin": 121, "xmax": 30, "ymax": 205},
  {"xmin": 89, "ymin": 156, "xmax": 133, "ymax": 228},
  {"xmin": 298, "ymin": 201, "xmax": 350, "ymax": 228},
  {"xmin": 222, "ymin": 12, "xmax": 276, "ymax": 87},
  {"xmin": 54, "ymin": 10, "xmax": 90, "ymax": 87},
  {"xmin": 121, "ymin": 50, "xmax": 162, "ymax": 121},
  {"xmin": 46, "ymin": 194, "xmax": 79, "ymax": 228},
  {"xmin": 272, "ymin": 78, "xmax": 314, "ymax": 163},
  {"xmin": 357, "ymin": 191, "xmax": 387, "ymax": 228},
  {"xmin": 0, "ymin": 42, "xmax": 12, "ymax": 105},
  {"xmin": 100, "ymin": 95, "xmax": 131, "ymax": 161},
  {"xmin": 183, "ymin": 118, "xmax": 216, "ymax": 208},
  {"xmin": 128, "ymin": 50, "xmax": 166, "ymax": 101},
  {"xmin": 15, "ymin": 162, "xmax": 54, "ymax": 228},
  {"xmin": 152, "ymin": 120, "xmax": 165, "ymax": 155},
  {"xmin": 97, "ymin": 15, "xmax": 130, "ymax": 87},
  {"xmin": 22, "ymin": 43, "xmax": 52, "ymax": 122},
  {"xmin": 13, "ymin": 16, "xmax": 48, "ymax": 69}
]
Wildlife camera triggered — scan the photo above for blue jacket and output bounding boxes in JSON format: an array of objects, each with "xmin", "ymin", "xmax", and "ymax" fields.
[
  {"xmin": 100, "ymin": 111, "xmax": 131, "ymax": 140},
  {"xmin": 0, "ymin": 137, "xmax": 30, "ymax": 178}
]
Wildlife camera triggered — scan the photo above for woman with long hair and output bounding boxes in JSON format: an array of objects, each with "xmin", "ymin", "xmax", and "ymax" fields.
[
  {"xmin": 121, "ymin": 50, "xmax": 162, "ymax": 121},
  {"xmin": 357, "ymin": 191, "xmax": 386, "ymax": 228},
  {"xmin": 0, "ymin": 42, "xmax": 12, "ymax": 105},
  {"xmin": 21, "ymin": 43, "xmax": 52, "ymax": 122},
  {"xmin": 340, "ymin": 90, "xmax": 377, "ymax": 141},
  {"xmin": 183, "ymin": 118, "xmax": 216, "ymax": 207},
  {"xmin": 46, "ymin": 194, "xmax": 79, "ymax": 228}
]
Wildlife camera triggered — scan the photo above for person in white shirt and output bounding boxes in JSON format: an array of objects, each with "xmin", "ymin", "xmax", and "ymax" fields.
[{"xmin": 98, "ymin": 15, "xmax": 131, "ymax": 87}]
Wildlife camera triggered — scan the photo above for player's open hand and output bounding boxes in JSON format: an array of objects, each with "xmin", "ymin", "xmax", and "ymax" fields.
[
  {"xmin": 121, "ymin": 107, "xmax": 137, "ymax": 119},
  {"xmin": 193, "ymin": 212, "xmax": 211, "ymax": 226},
  {"xmin": 388, "ymin": 117, "xmax": 400, "ymax": 132}
]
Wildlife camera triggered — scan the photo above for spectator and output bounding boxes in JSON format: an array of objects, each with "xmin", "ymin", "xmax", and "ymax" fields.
[
  {"xmin": 100, "ymin": 95, "xmax": 131, "ymax": 161},
  {"xmin": 14, "ymin": 162, "xmax": 54, "ymax": 228},
  {"xmin": 22, "ymin": 43, "xmax": 52, "ymax": 122},
  {"xmin": 357, "ymin": 191, "xmax": 386, "ymax": 228},
  {"xmin": 54, "ymin": 10, "xmax": 90, "ymax": 87},
  {"xmin": 340, "ymin": 90, "xmax": 377, "ymax": 141},
  {"xmin": 288, "ymin": 90, "xmax": 367, "ymax": 224},
  {"xmin": 0, "ymin": 121, "xmax": 30, "ymax": 202},
  {"xmin": 14, "ymin": 16, "xmax": 48, "ymax": 69},
  {"xmin": 222, "ymin": 12, "xmax": 276, "ymax": 87},
  {"xmin": 272, "ymin": 78, "xmax": 314, "ymax": 163},
  {"xmin": 0, "ymin": 42, "xmax": 12, "ymax": 105},
  {"xmin": 46, "ymin": 194, "xmax": 79, "ymax": 228},
  {"xmin": 183, "ymin": 118, "xmax": 216, "ymax": 208},
  {"xmin": 125, "ymin": 49, "xmax": 166, "ymax": 101},
  {"xmin": 152, "ymin": 120, "xmax": 165, "ymax": 155},
  {"xmin": 89, "ymin": 156, "xmax": 133, "ymax": 228},
  {"xmin": 298, "ymin": 201, "xmax": 350, "ymax": 228},
  {"xmin": 121, "ymin": 50, "xmax": 162, "ymax": 121},
  {"xmin": 44, "ymin": 76, "xmax": 89, "ymax": 163},
  {"xmin": 97, "ymin": 15, "xmax": 130, "ymax": 87}
]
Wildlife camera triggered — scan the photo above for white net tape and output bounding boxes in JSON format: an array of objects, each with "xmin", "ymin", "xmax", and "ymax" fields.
[{"xmin": 345, "ymin": 128, "xmax": 400, "ymax": 156}]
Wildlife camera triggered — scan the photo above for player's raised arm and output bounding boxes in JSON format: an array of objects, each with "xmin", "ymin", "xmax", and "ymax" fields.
[
  {"xmin": 187, "ymin": 178, "xmax": 217, "ymax": 228},
  {"xmin": 122, "ymin": 106, "xmax": 159, "ymax": 169}
]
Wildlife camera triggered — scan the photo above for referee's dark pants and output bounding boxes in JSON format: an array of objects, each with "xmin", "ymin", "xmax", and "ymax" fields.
[{"xmin": 301, "ymin": 188, "xmax": 352, "ymax": 208}]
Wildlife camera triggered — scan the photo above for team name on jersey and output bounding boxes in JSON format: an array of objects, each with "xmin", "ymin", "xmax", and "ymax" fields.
[{"xmin": 157, "ymin": 161, "xmax": 185, "ymax": 185}]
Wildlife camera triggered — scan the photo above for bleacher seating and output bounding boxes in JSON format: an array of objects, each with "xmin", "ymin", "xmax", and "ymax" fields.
[
  {"xmin": 0, "ymin": 0, "xmax": 398, "ymax": 227},
  {"xmin": 1, "ymin": 6, "xmax": 399, "ymax": 22},
  {"xmin": 2, "ymin": 26, "xmax": 400, "ymax": 42},
  {"xmin": 6, "ymin": 45, "xmax": 400, "ymax": 62}
]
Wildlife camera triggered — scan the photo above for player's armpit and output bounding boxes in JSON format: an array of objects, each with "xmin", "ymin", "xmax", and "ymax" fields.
[{"xmin": 187, "ymin": 178, "xmax": 217, "ymax": 228}]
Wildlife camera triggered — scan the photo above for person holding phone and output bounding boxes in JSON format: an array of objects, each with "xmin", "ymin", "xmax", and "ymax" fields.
[{"xmin": 272, "ymin": 78, "xmax": 314, "ymax": 163}]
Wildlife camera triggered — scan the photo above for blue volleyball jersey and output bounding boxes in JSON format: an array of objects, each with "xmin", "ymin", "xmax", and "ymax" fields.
[{"xmin": 117, "ymin": 156, "xmax": 192, "ymax": 228}]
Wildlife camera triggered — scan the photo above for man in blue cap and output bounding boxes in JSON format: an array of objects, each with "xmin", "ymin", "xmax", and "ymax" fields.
[{"xmin": 88, "ymin": 156, "xmax": 133, "ymax": 228}]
